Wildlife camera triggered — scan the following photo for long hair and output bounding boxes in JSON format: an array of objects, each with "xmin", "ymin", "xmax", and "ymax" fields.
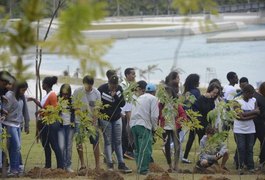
[
  {"xmin": 15, "ymin": 81, "xmax": 28, "ymax": 100},
  {"xmin": 183, "ymin": 73, "xmax": 200, "ymax": 94}
]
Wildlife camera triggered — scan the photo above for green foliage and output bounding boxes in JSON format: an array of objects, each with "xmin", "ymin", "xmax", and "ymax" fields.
[
  {"xmin": 121, "ymin": 80, "xmax": 138, "ymax": 105},
  {"xmin": 183, "ymin": 109, "xmax": 203, "ymax": 131},
  {"xmin": 43, "ymin": 0, "xmax": 112, "ymax": 76},
  {"xmin": 202, "ymin": 131, "xmax": 228, "ymax": 154},
  {"xmin": 0, "ymin": 0, "xmax": 46, "ymax": 81},
  {"xmin": 0, "ymin": 127, "xmax": 9, "ymax": 155},
  {"xmin": 207, "ymin": 100, "xmax": 242, "ymax": 130},
  {"xmin": 40, "ymin": 97, "xmax": 68, "ymax": 125},
  {"xmin": 156, "ymin": 84, "xmax": 203, "ymax": 132},
  {"xmin": 172, "ymin": 0, "xmax": 218, "ymax": 15},
  {"xmin": 72, "ymin": 92, "xmax": 109, "ymax": 144}
]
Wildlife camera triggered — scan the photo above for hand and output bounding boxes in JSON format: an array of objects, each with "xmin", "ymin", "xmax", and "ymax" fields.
[
  {"xmin": 25, "ymin": 128, "xmax": 30, "ymax": 134},
  {"xmin": 255, "ymin": 107, "xmax": 260, "ymax": 114},
  {"xmin": 27, "ymin": 97, "xmax": 35, "ymax": 102}
]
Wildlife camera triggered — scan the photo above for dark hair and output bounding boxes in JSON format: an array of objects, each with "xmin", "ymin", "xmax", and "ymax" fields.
[
  {"xmin": 106, "ymin": 69, "xmax": 116, "ymax": 80},
  {"xmin": 137, "ymin": 80, "xmax": 147, "ymax": 90},
  {"xmin": 43, "ymin": 76, "xmax": 58, "ymax": 89},
  {"xmin": 165, "ymin": 71, "xmax": 179, "ymax": 85},
  {"xmin": 83, "ymin": 75, "xmax": 94, "ymax": 85},
  {"xmin": 239, "ymin": 77, "xmax": 249, "ymax": 84},
  {"xmin": 226, "ymin": 72, "xmax": 237, "ymax": 81},
  {"xmin": 205, "ymin": 126, "xmax": 216, "ymax": 135},
  {"xmin": 242, "ymin": 84, "xmax": 255, "ymax": 94},
  {"xmin": 109, "ymin": 75, "xmax": 119, "ymax": 85},
  {"xmin": 59, "ymin": 84, "xmax": 72, "ymax": 98},
  {"xmin": 207, "ymin": 82, "xmax": 221, "ymax": 94},
  {"xmin": 183, "ymin": 74, "xmax": 200, "ymax": 93},
  {"xmin": 165, "ymin": 85, "xmax": 177, "ymax": 98},
  {"xmin": 124, "ymin": 68, "xmax": 134, "ymax": 77},
  {"xmin": 209, "ymin": 78, "xmax": 221, "ymax": 86},
  {"xmin": 259, "ymin": 82, "xmax": 265, "ymax": 97},
  {"xmin": 15, "ymin": 81, "xmax": 28, "ymax": 100}
]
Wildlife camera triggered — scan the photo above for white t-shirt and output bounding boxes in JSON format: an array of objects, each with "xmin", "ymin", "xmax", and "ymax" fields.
[
  {"xmin": 223, "ymin": 85, "xmax": 237, "ymax": 101},
  {"xmin": 233, "ymin": 97, "xmax": 256, "ymax": 134}
]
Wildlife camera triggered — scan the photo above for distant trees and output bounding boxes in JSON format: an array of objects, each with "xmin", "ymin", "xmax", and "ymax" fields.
[{"xmin": 1, "ymin": 0, "xmax": 265, "ymax": 18}]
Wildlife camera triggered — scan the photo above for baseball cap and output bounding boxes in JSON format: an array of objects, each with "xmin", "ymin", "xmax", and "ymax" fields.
[{"xmin": 146, "ymin": 83, "xmax": 156, "ymax": 92}]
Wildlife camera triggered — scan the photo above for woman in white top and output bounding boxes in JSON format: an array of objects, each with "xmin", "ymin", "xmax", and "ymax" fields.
[{"xmin": 234, "ymin": 84, "xmax": 260, "ymax": 173}]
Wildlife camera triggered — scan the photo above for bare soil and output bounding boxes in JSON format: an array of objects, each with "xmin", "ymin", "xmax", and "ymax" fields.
[
  {"xmin": 149, "ymin": 162, "xmax": 165, "ymax": 173},
  {"xmin": 26, "ymin": 167, "xmax": 76, "ymax": 179},
  {"xmin": 199, "ymin": 176, "xmax": 231, "ymax": 180},
  {"xmin": 145, "ymin": 172, "xmax": 176, "ymax": 180}
]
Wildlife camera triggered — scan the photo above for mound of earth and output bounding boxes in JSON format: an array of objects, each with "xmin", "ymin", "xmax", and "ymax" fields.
[
  {"xmin": 26, "ymin": 167, "xmax": 76, "ymax": 179},
  {"xmin": 95, "ymin": 171, "xmax": 124, "ymax": 180},
  {"xmin": 194, "ymin": 164, "xmax": 229, "ymax": 174},
  {"xmin": 199, "ymin": 176, "xmax": 231, "ymax": 180},
  {"xmin": 145, "ymin": 172, "xmax": 176, "ymax": 180},
  {"xmin": 149, "ymin": 162, "xmax": 165, "ymax": 173}
]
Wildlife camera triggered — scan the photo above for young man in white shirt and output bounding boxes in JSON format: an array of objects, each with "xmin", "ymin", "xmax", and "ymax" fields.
[{"xmin": 130, "ymin": 81, "xmax": 159, "ymax": 175}]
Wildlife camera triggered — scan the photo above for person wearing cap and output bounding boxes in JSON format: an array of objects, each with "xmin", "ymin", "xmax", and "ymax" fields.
[
  {"xmin": 97, "ymin": 75, "xmax": 132, "ymax": 173},
  {"xmin": 130, "ymin": 81, "xmax": 159, "ymax": 175}
]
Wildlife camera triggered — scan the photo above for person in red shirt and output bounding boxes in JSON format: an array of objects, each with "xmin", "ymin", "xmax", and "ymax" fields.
[{"xmin": 159, "ymin": 85, "xmax": 187, "ymax": 172}]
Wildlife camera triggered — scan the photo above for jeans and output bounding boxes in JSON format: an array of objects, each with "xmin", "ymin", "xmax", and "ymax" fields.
[
  {"xmin": 6, "ymin": 126, "xmax": 21, "ymax": 172},
  {"xmin": 234, "ymin": 133, "xmax": 255, "ymax": 169},
  {"xmin": 40, "ymin": 122, "xmax": 64, "ymax": 168},
  {"xmin": 58, "ymin": 125, "xmax": 74, "ymax": 168},
  {"xmin": 131, "ymin": 125, "xmax": 152, "ymax": 174},
  {"xmin": 99, "ymin": 119, "xmax": 124, "ymax": 165}
]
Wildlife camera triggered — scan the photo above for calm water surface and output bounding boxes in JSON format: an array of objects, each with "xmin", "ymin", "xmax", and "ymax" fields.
[{"xmin": 28, "ymin": 25, "xmax": 265, "ymax": 87}]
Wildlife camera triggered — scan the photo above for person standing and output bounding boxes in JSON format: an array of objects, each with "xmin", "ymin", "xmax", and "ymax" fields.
[
  {"xmin": 72, "ymin": 75, "xmax": 101, "ymax": 170},
  {"xmin": 234, "ymin": 84, "xmax": 259, "ymax": 174},
  {"xmin": 182, "ymin": 73, "xmax": 201, "ymax": 164},
  {"xmin": 29, "ymin": 76, "xmax": 63, "ymax": 169},
  {"xmin": 130, "ymin": 82, "xmax": 159, "ymax": 175},
  {"xmin": 58, "ymin": 84, "xmax": 75, "ymax": 172},
  {"xmin": 159, "ymin": 85, "xmax": 187, "ymax": 172},
  {"xmin": 223, "ymin": 72, "xmax": 239, "ymax": 101},
  {"xmin": 121, "ymin": 68, "xmax": 136, "ymax": 159},
  {"xmin": 253, "ymin": 82, "xmax": 265, "ymax": 170},
  {"xmin": 2, "ymin": 80, "xmax": 30, "ymax": 175},
  {"xmin": 98, "ymin": 75, "xmax": 132, "ymax": 173}
]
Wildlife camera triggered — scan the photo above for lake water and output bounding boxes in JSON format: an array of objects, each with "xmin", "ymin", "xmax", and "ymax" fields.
[{"xmin": 27, "ymin": 25, "xmax": 265, "ymax": 88}]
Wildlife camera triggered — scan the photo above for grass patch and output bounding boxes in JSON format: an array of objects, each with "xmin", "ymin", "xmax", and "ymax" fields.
[{"xmin": 16, "ymin": 121, "xmax": 265, "ymax": 179}]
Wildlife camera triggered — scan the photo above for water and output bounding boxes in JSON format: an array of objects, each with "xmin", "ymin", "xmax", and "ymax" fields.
[{"xmin": 27, "ymin": 25, "xmax": 265, "ymax": 88}]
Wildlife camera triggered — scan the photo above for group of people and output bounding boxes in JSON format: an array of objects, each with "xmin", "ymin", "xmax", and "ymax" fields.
[{"xmin": 0, "ymin": 68, "xmax": 264, "ymax": 176}]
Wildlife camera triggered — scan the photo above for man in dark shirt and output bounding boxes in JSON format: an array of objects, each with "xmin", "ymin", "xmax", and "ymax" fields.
[{"xmin": 98, "ymin": 75, "xmax": 132, "ymax": 173}]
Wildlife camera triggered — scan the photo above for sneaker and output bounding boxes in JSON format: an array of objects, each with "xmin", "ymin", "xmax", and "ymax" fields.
[
  {"xmin": 107, "ymin": 163, "xmax": 114, "ymax": 171},
  {"xmin": 124, "ymin": 151, "xmax": 134, "ymax": 160},
  {"xmin": 66, "ymin": 167, "xmax": 74, "ymax": 173},
  {"xmin": 8, "ymin": 170, "xmax": 19, "ymax": 177},
  {"xmin": 182, "ymin": 158, "xmax": 192, "ymax": 164},
  {"xmin": 118, "ymin": 163, "xmax": 132, "ymax": 173}
]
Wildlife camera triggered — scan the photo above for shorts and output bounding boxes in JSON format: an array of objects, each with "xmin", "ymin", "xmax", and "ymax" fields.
[{"xmin": 75, "ymin": 123, "xmax": 99, "ymax": 145}]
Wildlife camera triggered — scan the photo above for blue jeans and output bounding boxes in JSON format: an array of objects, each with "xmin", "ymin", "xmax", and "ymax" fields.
[
  {"xmin": 58, "ymin": 125, "xmax": 75, "ymax": 168},
  {"xmin": 7, "ymin": 126, "xmax": 21, "ymax": 172},
  {"xmin": 234, "ymin": 133, "xmax": 255, "ymax": 169},
  {"xmin": 99, "ymin": 119, "xmax": 124, "ymax": 166}
]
